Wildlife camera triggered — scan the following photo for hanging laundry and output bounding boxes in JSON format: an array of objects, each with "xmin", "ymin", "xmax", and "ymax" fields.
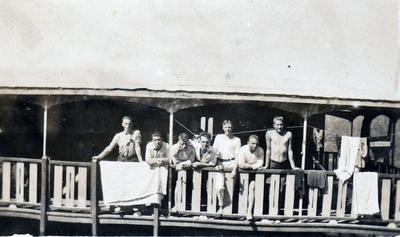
[
  {"xmin": 313, "ymin": 128, "xmax": 324, "ymax": 152},
  {"xmin": 355, "ymin": 137, "xmax": 368, "ymax": 170},
  {"xmin": 352, "ymin": 172, "xmax": 380, "ymax": 215},
  {"xmin": 307, "ymin": 170, "xmax": 327, "ymax": 190},
  {"xmin": 335, "ymin": 136, "xmax": 361, "ymax": 182}
]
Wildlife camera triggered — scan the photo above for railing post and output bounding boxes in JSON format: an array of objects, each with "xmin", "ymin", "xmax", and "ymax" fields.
[
  {"xmin": 90, "ymin": 159, "xmax": 98, "ymax": 236},
  {"xmin": 39, "ymin": 156, "xmax": 48, "ymax": 236},
  {"xmin": 153, "ymin": 204, "xmax": 160, "ymax": 237}
]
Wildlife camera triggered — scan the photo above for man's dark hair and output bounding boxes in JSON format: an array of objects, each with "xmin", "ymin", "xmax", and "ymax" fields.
[
  {"xmin": 199, "ymin": 132, "xmax": 211, "ymax": 140},
  {"xmin": 178, "ymin": 133, "xmax": 189, "ymax": 142}
]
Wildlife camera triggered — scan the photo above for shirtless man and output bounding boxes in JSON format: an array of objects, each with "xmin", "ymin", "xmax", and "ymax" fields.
[
  {"xmin": 237, "ymin": 135, "xmax": 264, "ymax": 220},
  {"xmin": 93, "ymin": 116, "xmax": 143, "ymax": 162},
  {"xmin": 145, "ymin": 132, "xmax": 170, "ymax": 168},
  {"xmin": 265, "ymin": 116, "xmax": 299, "ymax": 170},
  {"xmin": 213, "ymin": 120, "xmax": 241, "ymax": 214}
]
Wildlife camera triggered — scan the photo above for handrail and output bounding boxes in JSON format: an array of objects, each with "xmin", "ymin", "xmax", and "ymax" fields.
[
  {"xmin": 0, "ymin": 157, "xmax": 42, "ymax": 163},
  {"xmin": 49, "ymin": 160, "xmax": 92, "ymax": 167}
]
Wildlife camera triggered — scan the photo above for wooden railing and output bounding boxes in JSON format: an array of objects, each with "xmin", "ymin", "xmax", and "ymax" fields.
[
  {"xmin": 171, "ymin": 168, "xmax": 400, "ymax": 224},
  {"xmin": 0, "ymin": 156, "xmax": 399, "ymax": 236}
]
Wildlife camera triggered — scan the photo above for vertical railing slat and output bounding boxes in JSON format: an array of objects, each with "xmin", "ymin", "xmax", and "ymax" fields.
[
  {"xmin": 175, "ymin": 170, "xmax": 186, "ymax": 211},
  {"xmin": 2, "ymin": 162, "xmax": 11, "ymax": 201},
  {"xmin": 207, "ymin": 118, "xmax": 214, "ymax": 137},
  {"xmin": 222, "ymin": 172, "xmax": 234, "ymax": 214},
  {"xmin": 322, "ymin": 176, "xmax": 333, "ymax": 217},
  {"xmin": 336, "ymin": 181, "xmax": 347, "ymax": 217},
  {"xmin": 284, "ymin": 174, "xmax": 295, "ymax": 216},
  {"xmin": 207, "ymin": 172, "xmax": 217, "ymax": 213},
  {"xmin": 254, "ymin": 174, "xmax": 264, "ymax": 216},
  {"xmin": 16, "ymin": 162, "xmax": 24, "ymax": 202},
  {"xmin": 381, "ymin": 179, "xmax": 391, "ymax": 220},
  {"xmin": 269, "ymin": 174, "xmax": 280, "ymax": 216},
  {"xmin": 191, "ymin": 170, "xmax": 202, "ymax": 212},
  {"xmin": 395, "ymin": 180, "xmax": 400, "ymax": 220},
  {"xmin": 53, "ymin": 165, "xmax": 63, "ymax": 207},
  {"xmin": 238, "ymin": 173, "xmax": 249, "ymax": 215},
  {"xmin": 29, "ymin": 163, "xmax": 38, "ymax": 203},
  {"xmin": 65, "ymin": 166, "xmax": 75, "ymax": 207},
  {"xmin": 77, "ymin": 167, "xmax": 87, "ymax": 208},
  {"xmin": 307, "ymin": 188, "xmax": 318, "ymax": 217}
]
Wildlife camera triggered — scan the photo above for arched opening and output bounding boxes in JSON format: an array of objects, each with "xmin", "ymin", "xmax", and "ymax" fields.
[
  {"xmin": 0, "ymin": 99, "xmax": 43, "ymax": 158},
  {"xmin": 47, "ymin": 99, "xmax": 169, "ymax": 161}
]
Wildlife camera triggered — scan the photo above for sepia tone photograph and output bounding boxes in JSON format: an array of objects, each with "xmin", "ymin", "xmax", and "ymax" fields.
[{"xmin": 0, "ymin": 0, "xmax": 399, "ymax": 236}]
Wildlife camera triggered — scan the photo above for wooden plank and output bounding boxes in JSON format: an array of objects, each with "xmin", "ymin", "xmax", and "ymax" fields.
[
  {"xmin": 77, "ymin": 167, "xmax": 87, "ymax": 208},
  {"xmin": 65, "ymin": 166, "xmax": 75, "ymax": 207},
  {"xmin": 191, "ymin": 169, "xmax": 202, "ymax": 212},
  {"xmin": 238, "ymin": 173, "xmax": 249, "ymax": 215},
  {"xmin": 395, "ymin": 180, "xmax": 400, "ymax": 220},
  {"xmin": 53, "ymin": 165, "xmax": 63, "ymax": 207},
  {"xmin": 207, "ymin": 117, "xmax": 214, "ymax": 137},
  {"xmin": 16, "ymin": 162, "xmax": 24, "ymax": 202},
  {"xmin": 307, "ymin": 188, "xmax": 318, "ymax": 217},
  {"xmin": 200, "ymin": 117, "xmax": 206, "ymax": 131},
  {"xmin": 176, "ymin": 171, "xmax": 186, "ymax": 211},
  {"xmin": 336, "ymin": 181, "xmax": 347, "ymax": 217},
  {"xmin": 207, "ymin": 172, "xmax": 217, "ymax": 213},
  {"xmin": 29, "ymin": 163, "xmax": 38, "ymax": 203},
  {"xmin": 381, "ymin": 179, "xmax": 391, "ymax": 220},
  {"xmin": 284, "ymin": 174, "xmax": 295, "ymax": 216},
  {"xmin": 254, "ymin": 174, "xmax": 264, "ymax": 216},
  {"xmin": 322, "ymin": 176, "xmax": 334, "ymax": 217},
  {"xmin": 269, "ymin": 174, "xmax": 280, "ymax": 216},
  {"xmin": 2, "ymin": 162, "xmax": 11, "ymax": 201},
  {"xmin": 90, "ymin": 160, "xmax": 98, "ymax": 236},
  {"xmin": 40, "ymin": 157, "xmax": 48, "ymax": 236},
  {"xmin": 222, "ymin": 172, "xmax": 235, "ymax": 214}
]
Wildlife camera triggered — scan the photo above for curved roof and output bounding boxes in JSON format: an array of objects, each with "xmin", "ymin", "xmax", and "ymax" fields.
[{"xmin": 0, "ymin": 0, "xmax": 399, "ymax": 106}]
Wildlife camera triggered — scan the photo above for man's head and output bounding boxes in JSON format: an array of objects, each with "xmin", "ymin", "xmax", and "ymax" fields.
[
  {"xmin": 248, "ymin": 135, "xmax": 259, "ymax": 153},
  {"xmin": 121, "ymin": 116, "xmax": 134, "ymax": 133},
  {"xmin": 199, "ymin": 132, "xmax": 211, "ymax": 149},
  {"xmin": 222, "ymin": 120, "xmax": 233, "ymax": 135},
  {"xmin": 273, "ymin": 116, "xmax": 284, "ymax": 134},
  {"xmin": 178, "ymin": 133, "xmax": 189, "ymax": 150},
  {"xmin": 152, "ymin": 131, "xmax": 163, "ymax": 150}
]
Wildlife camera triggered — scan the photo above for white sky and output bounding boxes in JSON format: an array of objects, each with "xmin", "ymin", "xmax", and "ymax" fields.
[{"xmin": 0, "ymin": 0, "xmax": 399, "ymax": 100}]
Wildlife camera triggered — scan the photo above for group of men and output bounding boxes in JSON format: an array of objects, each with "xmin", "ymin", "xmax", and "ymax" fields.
[{"xmin": 93, "ymin": 115, "xmax": 299, "ymax": 220}]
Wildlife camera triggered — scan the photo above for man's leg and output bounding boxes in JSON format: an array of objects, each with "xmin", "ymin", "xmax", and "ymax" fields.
[
  {"xmin": 247, "ymin": 180, "xmax": 255, "ymax": 220},
  {"xmin": 215, "ymin": 172, "xmax": 225, "ymax": 214}
]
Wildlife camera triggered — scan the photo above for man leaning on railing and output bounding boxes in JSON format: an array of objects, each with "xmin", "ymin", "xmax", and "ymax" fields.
[{"xmin": 237, "ymin": 135, "xmax": 264, "ymax": 221}]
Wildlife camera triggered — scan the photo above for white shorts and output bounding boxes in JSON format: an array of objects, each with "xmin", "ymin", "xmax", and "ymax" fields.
[{"xmin": 215, "ymin": 160, "xmax": 236, "ymax": 191}]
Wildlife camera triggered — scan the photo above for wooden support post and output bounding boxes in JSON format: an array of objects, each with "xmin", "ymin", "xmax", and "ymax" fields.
[
  {"xmin": 39, "ymin": 156, "xmax": 48, "ymax": 236},
  {"xmin": 153, "ymin": 204, "xmax": 160, "ymax": 237},
  {"xmin": 90, "ymin": 160, "xmax": 98, "ymax": 236},
  {"xmin": 299, "ymin": 116, "xmax": 308, "ymax": 217},
  {"xmin": 168, "ymin": 112, "xmax": 174, "ymax": 215}
]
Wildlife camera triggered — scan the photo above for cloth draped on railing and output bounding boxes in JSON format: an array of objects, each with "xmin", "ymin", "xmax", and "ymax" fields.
[
  {"xmin": 99, "ymin": 161, "xmax": 168, "ymax": 205},
  {"xmin": 352, "ymin": 172, "xmax": 380, "ymax": 215}
]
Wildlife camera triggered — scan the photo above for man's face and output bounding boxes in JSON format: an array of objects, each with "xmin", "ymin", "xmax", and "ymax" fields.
[
  {"xmin": 200, "ymin": 136, "xmax": 210, "ymax": 149},
  {"xmin": 273, "ymin": 120, "xmax": 284, "ymax": 134},
  {"xmin": 223, "ymin": 123, "xmax": 232, "ymax": 135},
  {"xmin": 248, "ymin": 137, "xmax": 258, "ymax": 153},
  {"xmin": 179, "ymin": 139, "xmax": 187, "ymax": 150},
  {"xmin": 122, "ymin": 118, "xmax": 133, "ymax": 132},
  {"xmin": 152, "ymin": 136, "xmax": 162, "ymax": 150}
]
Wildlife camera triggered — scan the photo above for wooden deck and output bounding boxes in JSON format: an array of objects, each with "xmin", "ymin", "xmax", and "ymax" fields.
[{"xmin": 0, "ymin": 156, "xmax": 399, "ymax": 236}]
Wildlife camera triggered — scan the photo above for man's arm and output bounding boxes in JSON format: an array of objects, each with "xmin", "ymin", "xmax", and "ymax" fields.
[
  {"xmin": 237, "ymin": 148, "xmax": 252, "ymax": 169},
  {"xmin": 251, "ymin": 148, "xmax": 264, "ymax": 170},
  {"xmin": 133, "ymin": 130, "xmax": 143, "ymax": 162},
  {"xmin": 93, "ymin": 134, "xmax": 118, "ymax": 160},
  {"xmin": 287, "ymin": 132, "xmax": 299, "ymax": 170},
  {"xmin": 265, "ymin": 132, "xmax": 271, "ymax": 168}
]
